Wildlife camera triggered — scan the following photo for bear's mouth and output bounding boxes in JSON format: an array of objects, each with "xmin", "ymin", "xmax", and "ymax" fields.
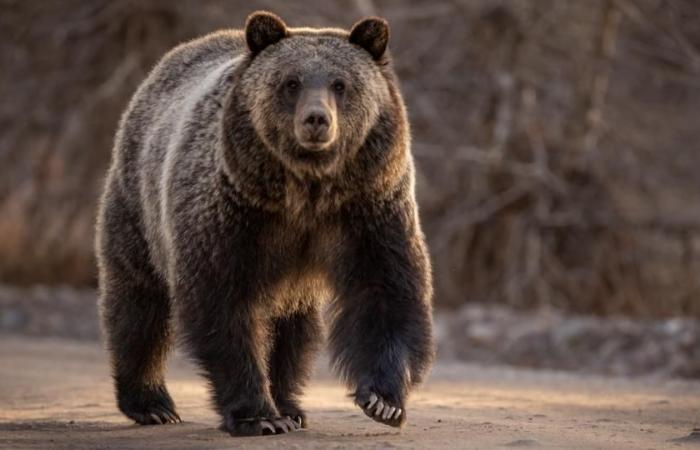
[
  {"xmin": 298, "ymin": 139, "xmax": 332, "ymax": 152},
  {"xmin": 294, "ymin": 148, "xmax": 337, "ymax": 164},
  {"xmin": 287, "ymin": 143, "xmax": 341, "ymax": 172}
]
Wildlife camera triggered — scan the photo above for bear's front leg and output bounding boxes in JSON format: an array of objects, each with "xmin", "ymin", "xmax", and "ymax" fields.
[
  {"xmin": 176, "ymin": 277, "xmax": 301, "ymax": 436},
  {"xmin": 329, "ymin": 196, "xmax": 435, "ymax": 428},
  {"xmin": 171, "ymin": 216, "xmax": 301, "ymax": 437}
]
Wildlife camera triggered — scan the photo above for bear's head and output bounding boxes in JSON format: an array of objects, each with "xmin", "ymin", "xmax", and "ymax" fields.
[{"xmin": 234, "ymin": 11, "xmax": 398, "ymax": 178}]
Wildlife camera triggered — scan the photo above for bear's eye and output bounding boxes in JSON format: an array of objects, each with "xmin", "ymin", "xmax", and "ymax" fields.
[
  {"xmin": 332, "ymin": 80, "xmax": 346, "ymax": 94},
  {"xmin": 285, "ymin": 79, "xmax": 300, "ymax": 91}
]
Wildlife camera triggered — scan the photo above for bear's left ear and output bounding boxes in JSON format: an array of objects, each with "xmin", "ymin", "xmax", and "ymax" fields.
[
  {"xmin": 349, "ymin": 17, "xmax": 389, "ymax": 60},
  {"xmin": 245, "ymin": 11, "xmax": 288, "ymax": 55}
]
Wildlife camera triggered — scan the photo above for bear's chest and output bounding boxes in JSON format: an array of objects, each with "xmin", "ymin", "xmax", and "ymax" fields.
[
  {"xmin": 254, "ymin": 217, "xmax": 342, "ymax": 317},
  {"xmin": 282, "ymin": 177, "xmax": 351, "ymax": 225}
]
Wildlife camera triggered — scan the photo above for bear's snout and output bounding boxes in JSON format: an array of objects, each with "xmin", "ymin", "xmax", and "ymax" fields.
[{"xmin": 295, "ymin": 89, "xmax": 337, "ymax": 151}]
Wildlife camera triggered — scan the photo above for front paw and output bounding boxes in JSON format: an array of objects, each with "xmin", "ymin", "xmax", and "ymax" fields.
[
  {"xmin": 355, "ymin": 390, "xmax": 406, "ymax": 428},
  {"xmin": 222, "ymin": 415, "xmax": 301, "ymax": 436}
]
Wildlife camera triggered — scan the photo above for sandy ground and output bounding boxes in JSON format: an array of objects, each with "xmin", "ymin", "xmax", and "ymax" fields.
[{"xmin": 0, "ymin": 336, "xmax": 699, "ymax": 449}]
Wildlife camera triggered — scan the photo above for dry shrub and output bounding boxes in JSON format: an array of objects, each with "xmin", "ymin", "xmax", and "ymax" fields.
[{"xmin": 412, "ymin": 0, "xmax": 700, "ymax": 316}]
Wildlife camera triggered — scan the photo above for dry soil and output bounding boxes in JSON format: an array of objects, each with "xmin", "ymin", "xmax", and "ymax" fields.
[{"xmin": 1, "ymin": 335, "xmax": 699, "ymax": 449}]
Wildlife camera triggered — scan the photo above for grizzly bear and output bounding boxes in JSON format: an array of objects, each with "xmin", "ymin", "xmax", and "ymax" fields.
[{"xmin": 96, "ymin": 11, "xmax": 434, "ymax": 436}]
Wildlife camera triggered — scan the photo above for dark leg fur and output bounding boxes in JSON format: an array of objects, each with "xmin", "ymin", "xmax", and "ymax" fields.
[
  {"xmin": 180, "ymin": 301, "xmax": 287, "ymax": 435},
  {"xmin": 268, "ymin": 307, "xmax": 323, "ymax": 428},
  {"xmin": 98, "ymin": 191, "xmax": 180, "ymax": 425},
  {"xmin": 172, "ymin": 217, "xmax": 304, "ymax": 437},
  {"xmin": 330, "ymin": 201, "xmax": 434, "ymax": 428},
  {"xmin": 181, "ymin": 302, "xmax": 304, "ymax": 436}
]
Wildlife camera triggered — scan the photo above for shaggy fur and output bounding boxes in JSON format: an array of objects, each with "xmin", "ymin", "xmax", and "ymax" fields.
[{"xmin": 96, "ymin": 11, "xmax": 434, "ymax": 436}]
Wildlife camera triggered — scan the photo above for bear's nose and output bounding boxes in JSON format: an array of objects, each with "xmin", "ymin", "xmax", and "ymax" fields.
[{"xmin": 303, "ymin": 110, "xmax": 330, "ymax": 139}]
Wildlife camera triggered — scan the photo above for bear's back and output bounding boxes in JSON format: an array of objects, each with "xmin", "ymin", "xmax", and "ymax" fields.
[
  {"xmin": 108, "ymin": 30, "xmax": 247, "ymax": 277},
  {"xmin": 112, "ymin": 30, "xmax": 245, "ymax": 188}
]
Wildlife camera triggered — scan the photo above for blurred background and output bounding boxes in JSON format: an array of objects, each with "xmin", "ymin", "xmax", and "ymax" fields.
[{"xmin": 1, "ymin": 0, "xmax": 700, "ymax": 378}]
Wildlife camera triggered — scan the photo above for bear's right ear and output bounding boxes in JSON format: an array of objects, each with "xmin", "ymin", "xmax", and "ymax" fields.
[{"xmin": 245, "ymin": 11, "xmax": 288, "ymax": 55}]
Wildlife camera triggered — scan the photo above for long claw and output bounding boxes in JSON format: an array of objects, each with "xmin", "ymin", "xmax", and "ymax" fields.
[
  {"xmin": 374, "ymin": 400, "xmax": 385, "ymax": 416},
  {"xmin": 382, "ymin": 409, "xmax": 389, "ymax": 420},
  {"xmin": 286, "ymin": 416, "xmax": 300, "ymax": 430},
  {"xmin": 394, "ymin": 408, "xmax": 402, "ymax": 419},
  {"xmin": 159, "ymin": 409, "xmax": 178, "ymax": 424},
  {"xmin": 274, "ymin": 419, "xmax": 289, "ymax": 433},
  {"xmin": 367, "ymin": 393, "xmax": 378, "ymax": 409},
  {"xmin": 260, "ymin": 420, "xmax": 276, "ymax": 435},
  {"xmin": 150, "ymin": 413, "xmax": 164, "ymax": 424}
]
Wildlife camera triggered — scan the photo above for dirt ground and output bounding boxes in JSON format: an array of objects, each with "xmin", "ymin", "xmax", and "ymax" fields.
[{"xmin": 0, "ymin": 335, "xmax": 699, "ymax": 449}]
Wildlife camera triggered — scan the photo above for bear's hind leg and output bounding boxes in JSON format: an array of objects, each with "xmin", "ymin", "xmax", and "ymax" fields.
[
  {"xmin": 268, "ymin": 306, "xmax": 322, "ymax": 428},
  {"xmin": 100, "ymin": 275, "xmax": 180, "ymax": 425},
  {"xmin": 98, "ymin": 193, "xmax": 179, "ymax": 425}
]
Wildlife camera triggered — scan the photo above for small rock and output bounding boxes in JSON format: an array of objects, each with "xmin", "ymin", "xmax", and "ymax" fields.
[{"xmin": 505, "ymin": 438, "xmax": 540, "ymax": 447}]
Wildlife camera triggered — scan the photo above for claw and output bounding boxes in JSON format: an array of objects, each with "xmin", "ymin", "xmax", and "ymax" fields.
[
  {"xmin": 260, "ymin": 420, "xmax": 276, "ymax": 435},
  {"xmin": 286, "ymin": 416, "xmax": 300, "ymax": 430},
  {"xmin": 149, "ymin": 413, "xmax": 163, "ymax": 424},
  {"xmin": 367, "ymin": 393, "xmax": 378, "ymax": 409},
  {"xmin": 173, "ymin": 411, "xmax": 183, "ymax": 423},
  {"xmin": 357, "ymin": 392, "xmax": 405, "ymax": 427},
  {"xmin": 374, "ymin": 400, "xmax": 385, "ymax": 416},
  {"xmin": 287, "ymin": 417, "xmax": 296, "ymax": 430},
  {"xmin": 271, "ymin": 416, "xmax": 303, "ymax": 434},
  {"xmin": 273, "ymin": 419, "xmax": 289, "ymax": 433},
  {"xmin": 158, "ymin": 408, "xmax": 179, "ymax": 424}
]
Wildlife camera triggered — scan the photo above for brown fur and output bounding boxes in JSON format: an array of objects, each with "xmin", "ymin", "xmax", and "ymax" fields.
[{"xmin": 96, "ymin": 11, "xmax": 434, "ymax": 436}]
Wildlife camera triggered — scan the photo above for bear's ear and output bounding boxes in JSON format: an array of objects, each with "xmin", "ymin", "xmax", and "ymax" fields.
[
  {"xmin": 245, "ymin": 11, "xmax": 288, "ymax": 55},
  {"xmin": 349, "ymin": 17, "xmax": 389, "ymax": 60}
]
